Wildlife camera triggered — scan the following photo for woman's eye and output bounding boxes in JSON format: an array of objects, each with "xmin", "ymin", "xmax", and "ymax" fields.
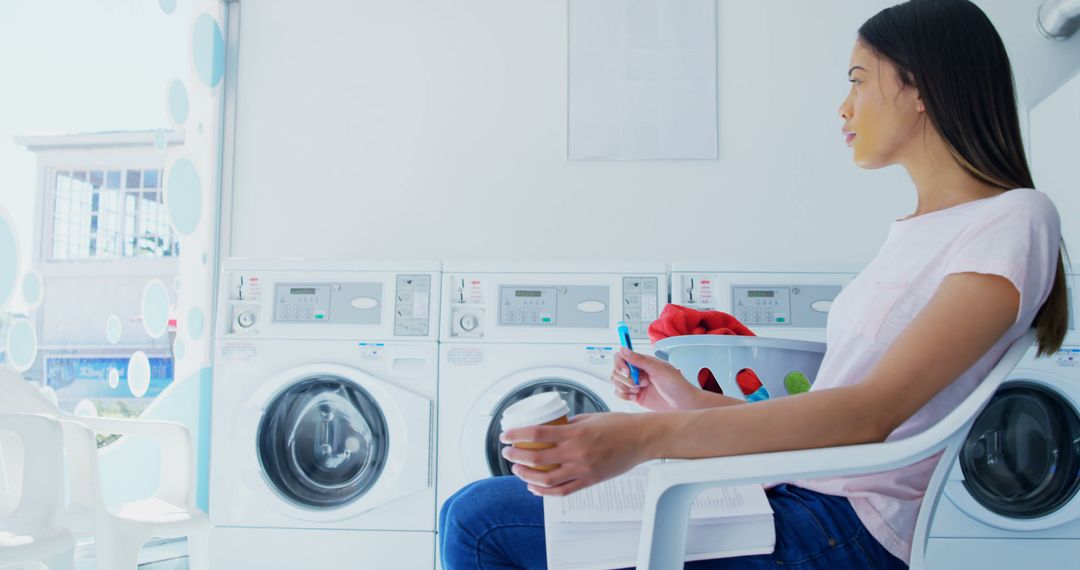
[{"xmin": 849, "ymin": 79, "xmax": 862, "ymax": 86}]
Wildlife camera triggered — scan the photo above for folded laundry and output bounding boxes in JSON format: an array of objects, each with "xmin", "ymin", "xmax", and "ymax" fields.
[{"xmin": 648, "ymin": 304, "xmax": 765, "ymax": 398}]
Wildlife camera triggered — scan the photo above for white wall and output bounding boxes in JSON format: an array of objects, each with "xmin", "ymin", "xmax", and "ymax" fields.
[
  {"xmin": 226, "ymin": 0, "xmax": 1079, "ymax": 268},
  {"xmin": 1031, "ymin": 69, "xmax": 1080, "ymax": 261}
]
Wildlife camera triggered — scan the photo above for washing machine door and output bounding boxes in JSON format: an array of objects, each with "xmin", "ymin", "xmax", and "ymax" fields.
[
  {"xmin": 243, "ymin": 362, "xmax": 433, "ymax": 522},
  {"xmin": 258, "ymin": 376, "xmax": 390, "ymax": 509},
  {"xmin": 946, "ymin": 379, "xmax": 1080, "ymax": 530},
  {"xmin": 463, "ymin": 367, "xmax": 619, "ymax": 479}
]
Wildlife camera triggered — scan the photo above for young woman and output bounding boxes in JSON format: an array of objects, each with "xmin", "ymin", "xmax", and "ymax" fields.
[{"xmin": 439, "ymin": 0, "xmax": 1070, "ymax": 567}]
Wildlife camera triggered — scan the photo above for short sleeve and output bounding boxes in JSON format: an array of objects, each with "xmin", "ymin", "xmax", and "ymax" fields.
[{"xmin": 943, "ymin": 190, "xmax": 1061, "ymax": 324}]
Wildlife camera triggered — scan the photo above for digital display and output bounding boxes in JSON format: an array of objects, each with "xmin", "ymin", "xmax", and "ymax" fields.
[
  {"xmin": 516, "ymin": 290, "xmax": 542, "ymax": 298},
  {"xmin": 290, "ymin": 288, "xmax": 316, "ymax": 295},
  {"xmin": 747, "ymin": 290, "xmax": 774, "ymax": 298}
]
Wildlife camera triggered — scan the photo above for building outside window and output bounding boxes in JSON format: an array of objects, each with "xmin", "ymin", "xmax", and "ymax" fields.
[{"xmin": 15, "ymin": 131, "xmax": 185, "ymax": 441}]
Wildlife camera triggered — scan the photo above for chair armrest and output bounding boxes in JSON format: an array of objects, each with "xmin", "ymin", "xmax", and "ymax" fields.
[
  {"xmin": 634, "ymin": 438, "xmax": 947, "ymax": 570},
  {"xmin": 69, "ymin": 416, "xmax": 195, "ymax": 508},
  {"xmin": 649, "ymin": 436, "xmax": 945, "ymax": 490}
]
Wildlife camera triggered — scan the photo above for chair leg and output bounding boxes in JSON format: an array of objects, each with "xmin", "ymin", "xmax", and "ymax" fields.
[{"xmin": 186, "ymin": 530, "xmax": 210, "ymax": 570}]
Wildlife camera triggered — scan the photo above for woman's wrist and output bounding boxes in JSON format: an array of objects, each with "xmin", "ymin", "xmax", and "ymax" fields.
[{"xmin": 637, "ymin": 411, "xmax": 686, "ymax": 461}]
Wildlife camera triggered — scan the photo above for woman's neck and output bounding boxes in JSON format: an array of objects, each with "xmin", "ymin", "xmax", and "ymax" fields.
[{"xmin": 901, "ymin": 130, "xmax": 1006, "ymax": 217}]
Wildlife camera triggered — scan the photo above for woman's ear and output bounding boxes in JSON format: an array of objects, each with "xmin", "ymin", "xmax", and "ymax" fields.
[{"xmin": 916, "ymin": 95, "xmax": 925, "ymax": 113}]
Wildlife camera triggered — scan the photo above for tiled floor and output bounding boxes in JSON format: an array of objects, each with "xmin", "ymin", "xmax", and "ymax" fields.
[{"xmin": 75, "ymin": 538, "xmax": 189, "ymax": 570}]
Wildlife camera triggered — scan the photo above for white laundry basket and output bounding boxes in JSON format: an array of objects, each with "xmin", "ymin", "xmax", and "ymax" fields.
[{"xmin": 653, "ymin": 336, "xmax": 827, "ymax": 401}]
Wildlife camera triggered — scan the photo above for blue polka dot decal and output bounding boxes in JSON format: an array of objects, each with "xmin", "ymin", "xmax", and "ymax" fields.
[
  {"xmin": 193, "ymin": 14, "xmax": 225, "ymax": 88},
  {"xmin": 21, "ymin": 270, "xmax": 42, "ymax": 307},
  {"xmin": 169, "ymin": 79, "xmax": 189, "ymax": 124},
  {"xmin": 165, "ymin": 158, "xmax": 203, "ymax": 236},
  {"xmin": 128, "ymin": 351, "xmax": 151, "ymax": 398},
  {"xmin": 141, "ymin": 279, "xmax": 171, "ymax": 339},
  {"xmin": 106, "ymin": 315, "xmax": 122, "ymax": 344},
  {"xmin": 6, "ymin": 318, "xmax": 37, "ymax": 373}
]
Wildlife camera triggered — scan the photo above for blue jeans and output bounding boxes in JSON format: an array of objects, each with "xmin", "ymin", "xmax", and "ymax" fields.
[{"xmin": 439, "ymin": 476, "xmax": 908, "ymax": 569}]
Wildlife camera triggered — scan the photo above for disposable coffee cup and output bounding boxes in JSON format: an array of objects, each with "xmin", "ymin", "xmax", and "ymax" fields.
[{"xmin": 500, "ymin": 391, "xmax": 571, "ymax": 472}]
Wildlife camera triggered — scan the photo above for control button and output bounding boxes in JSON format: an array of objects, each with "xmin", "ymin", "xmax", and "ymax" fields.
[
  {"xmin": 642, "ymin": 278, "xmax": 658, "ymax": 293},
  {"xmin": 577, "ymin": 300, "xmax": 607, "ymax": 313},
  {"xmin": 237, "ymin": 311, "xmax": 256, "ymax": 329},
  {"xmin": 412, "ymin": 322, "xmax": 429, "ymax": 336},
  {"xmin": 460, "ymin": 314, "xmax": 479, "ymax": 332},
  {"xmin": 811, "ymin": 300, "xmax": 833, "ymax": 313}
]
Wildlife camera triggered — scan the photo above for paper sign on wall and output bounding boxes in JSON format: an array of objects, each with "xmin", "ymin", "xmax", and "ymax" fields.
[{"xmin": 568, "ymin": 0, "xmax": 718, "ymax": 160}]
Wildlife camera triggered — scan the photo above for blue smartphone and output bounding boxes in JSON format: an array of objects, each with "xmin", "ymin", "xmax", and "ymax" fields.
[{"xmin": 616, "ymin": 321, "xmax": 640, "ymax": 385}]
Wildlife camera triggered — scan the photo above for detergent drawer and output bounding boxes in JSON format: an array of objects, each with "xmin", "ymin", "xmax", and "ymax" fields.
[{"xmin": 925, "ymin": 538, "xmax": 1080, "ymax": 569}]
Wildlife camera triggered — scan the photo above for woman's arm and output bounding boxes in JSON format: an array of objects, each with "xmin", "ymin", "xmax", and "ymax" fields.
[{"xmin": 502, "ymin": 272, "xmax": 1020, "ymax": 496}]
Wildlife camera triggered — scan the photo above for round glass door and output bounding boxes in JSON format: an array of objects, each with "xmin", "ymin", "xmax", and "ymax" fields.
[
  {"xmin": 258, "ymin": 376, "xmax": 389, "ymax": 509},
  {"xmin": 484, "ymin": 379, "xmax": 608, "ymax": 476},
  {"xmin": 960, "ymin": 381, "xmax": 1080, "ymax": 518}
]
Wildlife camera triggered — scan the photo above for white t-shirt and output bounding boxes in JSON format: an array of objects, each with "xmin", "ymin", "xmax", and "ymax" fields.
[{"xmin": 795, "ymin": 188, "xmax": 1062, "ymax": 564}]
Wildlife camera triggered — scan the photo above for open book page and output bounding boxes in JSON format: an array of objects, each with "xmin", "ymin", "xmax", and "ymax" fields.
[{"xmin": 547, "ymin": 463, "xmax": 773, "ymax": 524}]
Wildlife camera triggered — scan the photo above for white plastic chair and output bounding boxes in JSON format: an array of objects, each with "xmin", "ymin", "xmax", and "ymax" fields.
[
  {"xmin": 0, "ymin": 413, "xmax": 76, "ymax": 570},
  {"xmin": 635, "ymin": 329, "xmax": 1036, "ymax": 570},
  {"xmin": 0, "ymin": 370, "xmax": 209, "ymax": 569}
]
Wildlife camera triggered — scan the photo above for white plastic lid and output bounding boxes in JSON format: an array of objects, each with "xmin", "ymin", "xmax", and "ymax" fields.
[{"xmin": 500, "ymin": 392, "xmax": 571, "ymax": 431}]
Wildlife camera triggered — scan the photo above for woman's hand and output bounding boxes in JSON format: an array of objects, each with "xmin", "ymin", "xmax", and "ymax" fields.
[
  {"xmin": 610, "ymin": 348, "xmax": 704, "ymax": 411},
  {"xmin": 500, "ymin": 412, "xmax": 655, "ymax": 496}
]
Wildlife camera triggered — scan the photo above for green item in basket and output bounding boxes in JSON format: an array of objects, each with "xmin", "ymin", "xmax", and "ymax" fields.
[{"xmin": 784, "ymin": 371, "xmax": 811, "ymax": 395}]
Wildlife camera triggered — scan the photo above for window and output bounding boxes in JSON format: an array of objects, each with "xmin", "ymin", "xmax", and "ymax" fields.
[{"xmin": 50, "ymin": 167, "xmax": 178, "ymax": 260}]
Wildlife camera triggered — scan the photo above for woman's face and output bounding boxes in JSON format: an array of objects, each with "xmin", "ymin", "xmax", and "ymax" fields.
[{"xmin": 838, "ymin": 41, "xmax": 924, "ymax": 169}]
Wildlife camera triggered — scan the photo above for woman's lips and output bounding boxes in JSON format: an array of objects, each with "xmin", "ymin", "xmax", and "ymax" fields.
[{"xmin": 845, "ymin": 133, "xmax": 856, "ymax": 146}]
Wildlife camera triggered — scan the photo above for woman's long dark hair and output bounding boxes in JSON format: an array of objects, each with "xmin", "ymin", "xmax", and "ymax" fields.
[{"xmin": 859, "ymin": 0, "xmax": 1070, "ymax": 356}]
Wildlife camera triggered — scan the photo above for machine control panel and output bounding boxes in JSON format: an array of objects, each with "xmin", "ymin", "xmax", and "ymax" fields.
[
  {"xmin": 732, "ymin": 285, "xmax": 840, "ymax": 328},
  {"xmin": 499, "ymin": 287, "xmax": 557, "ymax": 325},
  {"xmin": 271, "ymin": 282, "xmax": 383, "ymax": 326},
  {"xmin": 394, "ymin": 274, "xmax": 433, "ymax": 337},
  {"xmin": 621, "ymin": 277, "xmax": 660, "ymax": 338},
  {"xmin": 498, "ymin": 285, "xmax": 609, "ymax": 328},
  {"xmin": 274, "ymin": 285, "xmax": 332, "ymax": 321}
]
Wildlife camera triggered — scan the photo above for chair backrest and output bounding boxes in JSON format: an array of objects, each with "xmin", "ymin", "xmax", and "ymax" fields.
[
  {"xmin": 0, "ymin": 368, "xmax": 62, "ymax": 415},
  {"xmin": 0, "ymin": 371, "xmax": 62, "ymax": 520},
  {"xmin": 908, "ymin": 328, "xmax": 1036, "ymax": 568},
  {"xmin": 0, "ymin": 414, "xmax": 66, "ymax": 534}
]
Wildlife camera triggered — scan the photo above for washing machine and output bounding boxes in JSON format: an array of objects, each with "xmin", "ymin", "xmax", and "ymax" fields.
[
  {"xmin": 436, "ymin": 263, "xmax": 668, "ymax": 512},
  {"xmin": 210, "ymin": 259, "xmax": 440, "ymax": 569},
  {"xmin": 670, "ymin": 264, "xmax": 857, "ymax": 342},
  {"xmin": 926, "ymin": 274, "xmax": 1080, "ymax": 568}
]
